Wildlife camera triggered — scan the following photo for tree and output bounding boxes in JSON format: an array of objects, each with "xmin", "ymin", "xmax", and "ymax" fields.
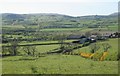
[
  {"xmin": 2, "ymin": 46, "xmax": 11, "ymax": 56},
  {"xmin": 85, "ymin": 31, "xmax": 91, "ymax": 37},
  {"xmin": 89, "ymin": 43, "xmax": 100, "ymax": 53},
  {"xmin": 102, "ymin": 43, "xmax": 111, "ymax": 52},
  {"xmin": 58, "ymin": 34, "xmax": 67, "ymax": 50},
  {"xmin": 22, "ymin": 46, "xmax": 37, "ymax": 56},
  {"xmin": 92, "ymin": 32, "xmax": 101, "ymax": 36},
  {"xmin": 9, "ymin": 38, "xmax": 20, "ymax": 56},
  {"xmin": 23, "ymin": 46, "xmax": 32, "ymax": 55},
  {"xmin": 31, "ymin": 46, "xmax": 37, "ymax": 56}
]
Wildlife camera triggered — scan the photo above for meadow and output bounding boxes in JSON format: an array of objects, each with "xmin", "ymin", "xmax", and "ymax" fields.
[
  {"xmin": 2, "ymin": 55, "xmax": 118, "ymax": 74},
  {"xmin": 73, "ymin": 38, "xmax": 118, "ymax": 61},
  {"xmin": 74, "ymin": 38, "xmax": 118, "ymax": 54},
  {"xmin": 1, "ymin": 38, "xmax": 118, "ymax": 74}
]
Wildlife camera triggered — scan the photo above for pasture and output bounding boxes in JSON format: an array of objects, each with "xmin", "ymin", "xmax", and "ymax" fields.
[
  {"xmin": 1, "ymin": 38, "xmax": 118, "ymax": 74},
  {"xmin": 2, "ymin": 25, "xmax": 118, "ymax": 32},
  {"xmin": 73, "ymin": 38, "xmax": 118, "ymax": 61},
  {"xmin": 2, "ymin": 55, "xmax": 118, "ymax": 74}
]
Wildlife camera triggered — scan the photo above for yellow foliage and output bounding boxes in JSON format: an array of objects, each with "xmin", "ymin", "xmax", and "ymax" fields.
[
  {"xmin": 100, "ymin": 51, "xmax": 108, "ymax": 61},
  {"xmin": 80, "ymin": 52, "xmax": 94, "ymax": 58},
  {"xmin": 90, "ymin": 53, "xmax": 95, "ymax": 58},
  {"xmin": 80, "ymin": 51, "xmax": 108, "ymax": 61}
]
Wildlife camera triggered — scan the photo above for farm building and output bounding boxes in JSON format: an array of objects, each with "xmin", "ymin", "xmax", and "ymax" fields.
[
  {"xmin": 89, "ymin": 35, "xmax": 98, "ymax": 40},
  {"xmin": 72, "ymin": 37, "xmax": 96, "ymax": 44},
  {"xmin": 67, "ymin": 35, "xmax": 81, "ymax": 39},
  {"xmin": 67, "ymin": 35, "xmax": 86, "ymax": 39},
  {"xmin": 79, "ymin": 38, "xmax": 90, "ymax": 44}
]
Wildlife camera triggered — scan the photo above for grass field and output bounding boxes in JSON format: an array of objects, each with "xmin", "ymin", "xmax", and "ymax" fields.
[
  {"xmin": 2, "ymin": 25, "xmax": 118, "ymax": 32},
  {"xmin": 2, "ymin": 40, "xmax": 75, "ymax": 46},
  {"xmin": 74, "ymin": 38, "xmax": 118, "ymax": 53},
  {"xmin": 2, "ymin": 38, "xmax": 118, "ymax": 74},
  {"xmin": 18, "ymin": 44, "xmax": 60, "ymax": 54},
  {"xmin": 2, "ymin": 55, "xmax": 118, "ymax": 74},
  {"xmin": 73, "ymin": 38, "xmax": 118, "ymax": 61}
]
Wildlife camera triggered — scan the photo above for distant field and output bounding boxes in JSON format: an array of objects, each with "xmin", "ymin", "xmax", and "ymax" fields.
[
  {"xmin": 2, "ymin": 25, "xmax": 25, "ymax": 30},
  {"xmin": 2, "ymin": 40, "xmax": 75, "ymax": 46},
  {"xmin": 108, "ymin": 25, "xmax": 118, "ymax": 31},
  {"xmin": 36, "ymin": 45, "xmax": 60, "ymax": 53},
  {"xmin": 20, "ymin": 40, "xmax": 75, "ymax": 45},
  {"xmin": 42, "ymin": 28, "xmax": 82, "ymax": 31},
  {"xmin": 2, "ymin": 25, "xmax": 118, "ymax": 32},
  {"xmin": 18, "ymin": 44, "xmax": 60, "ymax": 54}
]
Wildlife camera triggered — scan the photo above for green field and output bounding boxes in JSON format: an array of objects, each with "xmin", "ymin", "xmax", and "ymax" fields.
[
  {"xmin": 73, "ymin": 38, "xmax": 118, "ymax": 61},
  {"xmin": 2, "ymin": 24, "xmax": 118, "ymax": 32},
  {"xmin": 2, "ymin": 40, "xmax": 75, "ymax": 46},
  {"xmin": 74, "ymin": 38, "xmax": 118, "ymax": 53},
  {"xmin": 2, "ymin": 38, "xmax": 118, "ymax": 74},
  {"xmin": 2, "ymin": 55, "xmax": 118, "ymax": 74}
]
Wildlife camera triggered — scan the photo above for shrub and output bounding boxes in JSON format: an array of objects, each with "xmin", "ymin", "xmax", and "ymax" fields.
[
  {"xmin": 80, "ymin": 52, "xmax": 93, "ymax": 58},
  {"xmin": 89, "ymin": 43, "xmax": 100, "ymax": 53},
  {"xmin": 102, "ymin": 43, "xmax": 111, "ymax": 52},
  {"xmin": 30, "ymin": 65, "xmax": 38, "ymax": 73},
  {"xmin": 104, "ymin": 52, "xmax": 118, "ymax": 61},
  {"xmin": 100, "ymin": 51, "xmax": 108, "ymax": 61},
  {"xmin": 92, "ymin": 51, "xmax": 103, "ymax": 61}
]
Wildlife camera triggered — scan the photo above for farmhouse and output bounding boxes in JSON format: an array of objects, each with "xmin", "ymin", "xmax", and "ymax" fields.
[
  {"xmin": 89, "ymin": 35, "xmax": 98, "ymax": 40},
  {"xmin": 67, "ymin": 35, "xmax": 82, "ymax": 39},
  {"xmin": 79, "ymin": 38, "xmax": 90, "ymax": 44}
]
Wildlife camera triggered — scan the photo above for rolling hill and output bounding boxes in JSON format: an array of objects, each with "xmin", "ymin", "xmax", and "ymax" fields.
[{"xmin": 1, "ymin": 12, "xmax": 118, "ymax": 28}]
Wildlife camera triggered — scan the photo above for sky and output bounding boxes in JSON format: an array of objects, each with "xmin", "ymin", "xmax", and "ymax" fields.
[{"xmin": 0, "ymin": 0, "xmax": 119, "ymax": 16}]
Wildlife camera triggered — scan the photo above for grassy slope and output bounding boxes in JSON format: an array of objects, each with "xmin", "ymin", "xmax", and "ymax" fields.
[
  {"xmin": 73, "ymin": 38, "xmax": 118, "ymax": 53},
  {"xmin": 73, "ymin": 38, "xmax": 118, "ymax": 61},
  {"xmin": 2, "ymin": 55, "xmax": 118, "ymax": 74},
  {"xmin": 1, "ymin": 37, "xmax": 118, "ymax": 74}
]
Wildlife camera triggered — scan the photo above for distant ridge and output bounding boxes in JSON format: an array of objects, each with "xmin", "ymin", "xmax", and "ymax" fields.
[
  {"xmin": 2, "ymin": 12, "xmax": 118, "ymax": 27},
  {"xmin": 109, "ymin": 12, "xmax": 119, "ymax": 16},
  {"xmin": 2, "ymin": 12, "xmax": 118, "ymax": 17}
]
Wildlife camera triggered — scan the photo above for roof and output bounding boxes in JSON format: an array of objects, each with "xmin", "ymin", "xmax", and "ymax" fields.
[
  {"xmin": 90, "ymin": 35, "xmax": 97, "ymax": 37},
  {"xmin": 67, "ymin": 35, "xmax": 82, "ymax": 39}
]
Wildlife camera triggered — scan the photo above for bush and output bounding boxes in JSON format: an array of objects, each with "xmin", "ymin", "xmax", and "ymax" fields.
[
  {"xmin": 30, "ymin": 65, "xmax": 38, "ymax": 73},
  {"xmin": 104, "ymin": 52, "xmax": 118, "ymax": 61},
  {"xmin": 89, "ymin": 43, "xmax": 100, "ymax": 53},
  {"xmin": 102, "ymin": 43, "xmax": 111, "ymax": 52},
  {"xmin": 92, "ymin": 51, "xmax": 103, "ymax": 61}
]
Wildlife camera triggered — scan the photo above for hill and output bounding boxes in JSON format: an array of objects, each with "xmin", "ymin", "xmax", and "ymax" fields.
[{"xmin": 1, "ymin": 12, "xmax": 118, "ymax": 28}]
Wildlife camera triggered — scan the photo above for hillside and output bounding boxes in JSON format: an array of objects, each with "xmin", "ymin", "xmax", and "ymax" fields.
[{"xmin": 2, "ymin": 12, "xmax": 118, "ymax": 28}]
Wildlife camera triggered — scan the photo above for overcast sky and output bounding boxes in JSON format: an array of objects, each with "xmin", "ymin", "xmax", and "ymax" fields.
[{"xmin": 0, "ymin": 0, "xmax": 119, "ymax": 16}]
